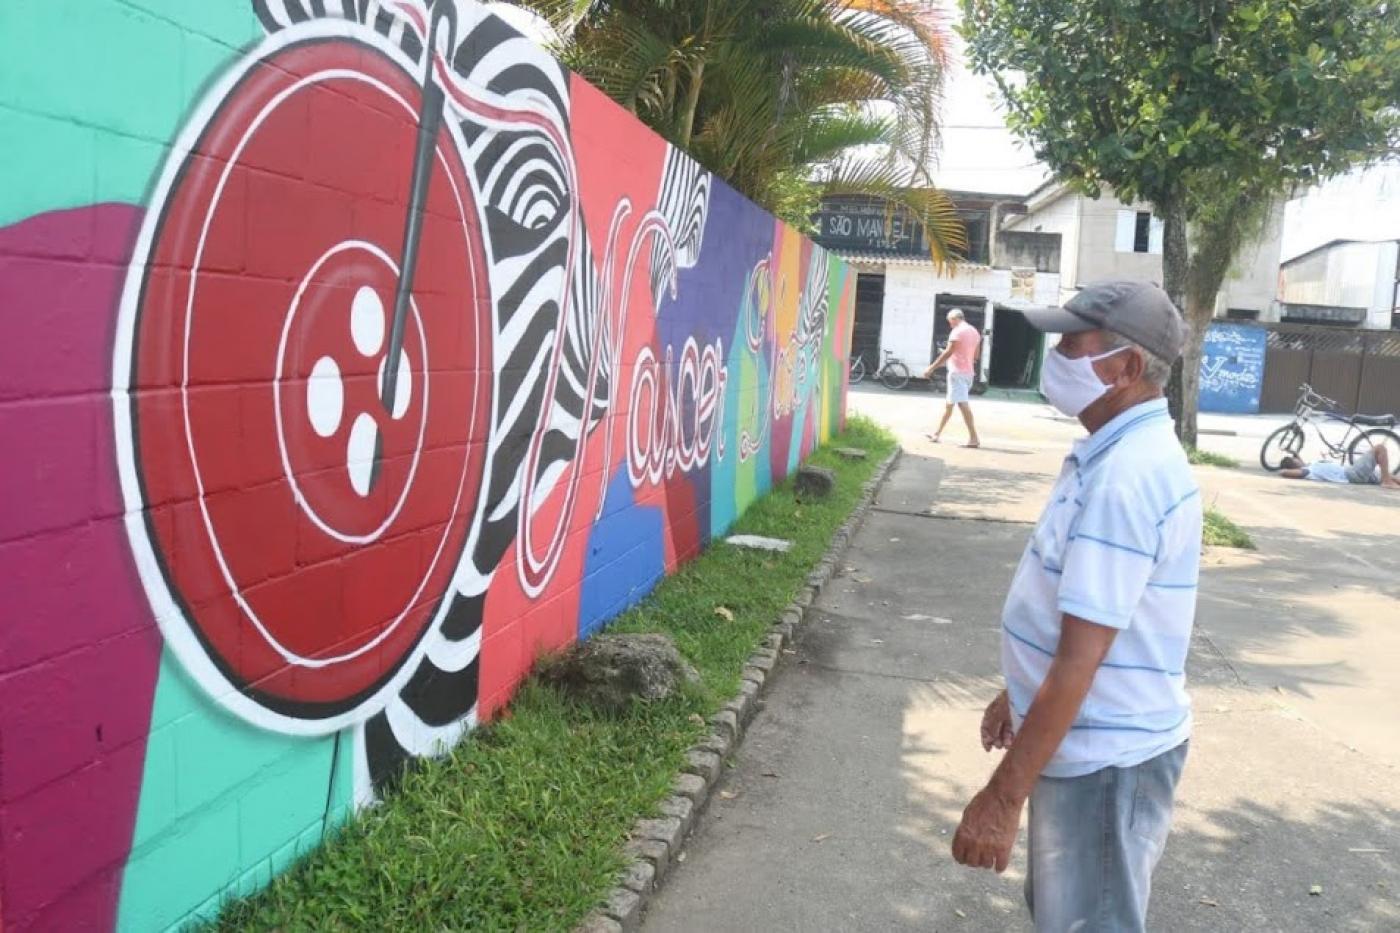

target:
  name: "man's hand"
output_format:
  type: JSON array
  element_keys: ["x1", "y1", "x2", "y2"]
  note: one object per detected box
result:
[
  {"x1": 954, "y1": 617, "x2": 1117, "y2": 875},
  {"x1": 980, "y1": 690, "x2": 1015, "y2": 751},
  {"x1": 952, "y1": 785, "x2": 1022, "y2": 872}
]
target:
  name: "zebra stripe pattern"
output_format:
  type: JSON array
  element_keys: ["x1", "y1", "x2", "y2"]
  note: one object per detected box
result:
[
  {"x1": 252, "y1": 0, "x2": 713, "y2": 793},
  {"x1": 253, "y1": 0, "x2": 609, "y2": 792},
  {"x1": 650, "y1": 146, "x2": 711, "y2": 302}
]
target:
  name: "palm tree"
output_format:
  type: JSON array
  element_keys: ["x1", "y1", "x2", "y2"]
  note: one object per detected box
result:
[{"x1": 511, "y1": 0, "x2": 967, "y2": 263}]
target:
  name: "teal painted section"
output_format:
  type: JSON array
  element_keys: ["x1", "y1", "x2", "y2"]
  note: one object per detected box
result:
[
  {"x1": 0, "y1": 0, "x2": 260, "y2": 228},
  {"x1": 750, "y1": 338, "x2": 774, "y2": 503},
  {"x1": 116, "y1": 651, "x2": 354, "y2": 932},
  {"x1": 788, "y1": 383, "x2": 810, "y2": 473}
]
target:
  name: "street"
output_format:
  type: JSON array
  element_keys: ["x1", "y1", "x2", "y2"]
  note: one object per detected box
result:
[{"x1": 642, "y1": 386, "x2": 1400, "y2": 931}]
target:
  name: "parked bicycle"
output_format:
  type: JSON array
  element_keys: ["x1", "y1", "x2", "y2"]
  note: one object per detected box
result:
[
  {"x1": 849, "y1": 349, "x2": 911, "y2": 390},
  {"x1": 1259, "y1": 383, "x2": 1400, "y2": 475}
]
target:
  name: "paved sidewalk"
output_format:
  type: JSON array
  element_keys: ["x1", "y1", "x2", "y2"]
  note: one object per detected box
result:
[{"x1": 641, "y1": 403, "x2": 1400, "y2": 932}]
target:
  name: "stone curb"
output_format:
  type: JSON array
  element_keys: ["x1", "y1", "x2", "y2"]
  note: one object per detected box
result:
[{"x1": 577, "y1": 447, "x2": 902, "y2": 932}]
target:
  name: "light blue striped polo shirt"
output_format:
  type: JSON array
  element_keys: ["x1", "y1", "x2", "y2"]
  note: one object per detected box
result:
[{"x1": 1002, "y1": 398, "x2": 1202, "y2": 778}]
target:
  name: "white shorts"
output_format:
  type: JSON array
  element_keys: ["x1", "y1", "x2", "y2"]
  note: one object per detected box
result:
[{"x1": 946, "y1": 372, "x2": 973, "y2": 404}]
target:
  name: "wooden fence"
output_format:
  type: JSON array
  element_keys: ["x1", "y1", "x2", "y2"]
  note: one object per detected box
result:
[{"x1": 1259, "y1": 324, "x2": 1400, "y2": 414}]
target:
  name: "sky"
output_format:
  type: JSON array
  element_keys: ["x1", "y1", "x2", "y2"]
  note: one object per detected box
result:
[{"x1": 928, "y1": 31, "x2": 1050, "y2": 196}]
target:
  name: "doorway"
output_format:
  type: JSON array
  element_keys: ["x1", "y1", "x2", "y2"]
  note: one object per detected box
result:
[
  {"x1": 989, "y1": 306, "x2": 1044, "y2": 388},
  {"x1": 935, "y1": 294, "x2": 991, "y2": 353},
  {"x1": 932, "y1": 293, "x2": 988, "y2": 365},
  {"x1": 851, "y1": 273, "x2": 885, "y2": 370}
]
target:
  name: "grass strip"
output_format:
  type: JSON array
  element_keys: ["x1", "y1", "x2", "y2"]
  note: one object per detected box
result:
[
  {"x1": 1186, "y1": 446, "x2": 1239, "y2": 469},
  {"x1": 215, "y1": 416, "x2": 896, "y2": 932},
  {"x1": 1203, "y1": 506, "x2": 1255, "y2": 549}
]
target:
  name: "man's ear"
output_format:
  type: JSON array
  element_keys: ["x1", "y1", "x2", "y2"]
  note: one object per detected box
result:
[{"x1": 1117, "y1": 348, "x2": 1146, "y2": 386}]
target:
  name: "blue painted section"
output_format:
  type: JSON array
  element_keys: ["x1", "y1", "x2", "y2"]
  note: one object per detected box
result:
[
  {"x1": 656, "y1": 182, "x2": 771, "y2": 552},
  {"x1": 1198, "y1": 323, "x2": 1266, "y2": 414},
  {"x1": 577, "y1": 468, "x2": 666, "y2": 638}
]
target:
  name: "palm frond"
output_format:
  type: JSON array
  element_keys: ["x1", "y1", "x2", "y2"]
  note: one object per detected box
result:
[
  {"x1": 537, "y1": 0, "x2": 957, "y2": 241},
  {"x1": 793, "y1": 109, "x2": 893, "y2": 164}
]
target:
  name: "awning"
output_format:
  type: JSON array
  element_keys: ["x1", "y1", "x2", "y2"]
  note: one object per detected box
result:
[{"x1": 827, "y1": 250, "x2": 940, "y2": 267}]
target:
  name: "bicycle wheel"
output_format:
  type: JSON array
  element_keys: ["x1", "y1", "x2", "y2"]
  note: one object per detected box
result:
[
  {"x1": 1260, "y1": 423, "x2": 1305, "y2": 471},
  {"x1": 1346, "y1": 428, "x2": 1400, "y2": 478},
  {"x1": 880, "y1": 360, "x2": 911, "y2": 391},
  {"x1": 849, "y1": 357, "x2": 866, "y2": 385}
]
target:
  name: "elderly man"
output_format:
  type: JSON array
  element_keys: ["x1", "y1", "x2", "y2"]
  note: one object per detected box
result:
[
  {"x1": 924, "y1": 309, "x2": 983, "y2": 448},
  {"x1": 952, "y1": 281, "x2": 1201, "y2": 933}
]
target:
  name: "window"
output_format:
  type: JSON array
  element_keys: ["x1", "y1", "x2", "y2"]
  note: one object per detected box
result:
[
  {"x1": 1133, "y1": 212, "x2": 1151, "y2": 253},
  {"x1": 955, "y1": 210, "x2": 990, "y2": 265},
  {"x1": 1115, "y1": 209, "x2": 1163, "y2": 254},
  {"x1": 1226, "y1": 308, "x2": 1260, "y2": 321}
]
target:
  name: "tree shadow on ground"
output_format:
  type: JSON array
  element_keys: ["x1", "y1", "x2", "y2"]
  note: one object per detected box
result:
[
  {"x1": 888, "y1": 715, "x2": 1400, "y2": 932},
  {"x1": 878, "y1": 451, "x2": 1055, "y2": 524},
  {"x1": 1194, "y1": 522, "x2": 1400, "y2": 698}
]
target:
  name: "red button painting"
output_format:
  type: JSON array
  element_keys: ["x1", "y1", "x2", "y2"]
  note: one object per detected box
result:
[{"x1": 121, "y1": 37, "x2": 491, "y2": 726}]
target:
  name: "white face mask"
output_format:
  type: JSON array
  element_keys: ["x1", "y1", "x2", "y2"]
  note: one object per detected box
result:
[{"x1": 1040, "y1": 346, "x2": 1130, "y2": 417}]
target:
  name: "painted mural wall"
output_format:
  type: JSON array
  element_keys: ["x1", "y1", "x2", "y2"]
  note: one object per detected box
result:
[{"x1": 0, "y1": 2, "x2": 855, "y2": 928}]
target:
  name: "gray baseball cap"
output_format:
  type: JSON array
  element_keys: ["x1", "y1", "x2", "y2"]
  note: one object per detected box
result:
[{"x1": 1009, "y1": 280, "x2": 1186, "y2": 362}]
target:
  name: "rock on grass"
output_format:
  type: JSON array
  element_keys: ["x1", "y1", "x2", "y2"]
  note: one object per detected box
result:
[
  {"x1": 794, "y1": 465, "x2": 836, "y2": 501},
  {"x1": 541, "y1": 634, "x2": 699, "y2": 712}
]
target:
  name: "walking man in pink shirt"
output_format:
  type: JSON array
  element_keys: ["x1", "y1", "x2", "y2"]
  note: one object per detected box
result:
[{"x1": 924, "y1": 309, "x2": 983, "y2": 448}]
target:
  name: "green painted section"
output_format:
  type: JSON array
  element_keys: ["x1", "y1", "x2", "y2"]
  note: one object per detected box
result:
[
  {"x1": 0, "y1": 0, "x2": 260, "y2": 228},
  {"x1": 117, "y1": 650, "x2": 354, "y2": 932},
  {"x1": 711, "y1": 312, "x2": 764, "y2": 536},
  {"x1": 821, "y1": 263, "x2": 851, "y2": 440},
  {"x1": 735, "y1": 347, "x2": 763, "y2": 513}
]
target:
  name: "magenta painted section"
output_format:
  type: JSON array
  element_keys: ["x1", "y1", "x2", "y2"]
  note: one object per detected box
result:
[{"x1": 0, "y1": 205, "x2": 163, "y2": 928}]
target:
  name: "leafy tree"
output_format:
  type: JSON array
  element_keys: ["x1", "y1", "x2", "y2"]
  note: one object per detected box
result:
[
  {"x1": 513, "y1": 0, "x2": 967, "y2": 260},
  {"x1": 960, "y1": 0, "x2": 1400, "y2": 443}
]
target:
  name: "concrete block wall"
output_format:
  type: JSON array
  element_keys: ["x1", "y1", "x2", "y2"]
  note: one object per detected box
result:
[{"x1": 0, "y1": 2, "x2": 854, "y2": 929}]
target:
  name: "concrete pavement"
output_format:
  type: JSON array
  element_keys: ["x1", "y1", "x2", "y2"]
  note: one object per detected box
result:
[{"x1": 640, "y1": 388, "x2": 1400, "y2": 931}]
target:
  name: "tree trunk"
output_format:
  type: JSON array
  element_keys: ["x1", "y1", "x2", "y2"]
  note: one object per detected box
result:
[
  {"x1": 1178, "y1": 297, "x2": 1210, "y2": 451},
  {"x1": 1178, "y1": 186, "x2": 1274, "y2": 452},
  {"x1": 1157, "y1": 193, "x2": 1192, "y2": 445},
  {"x1": 678, "y1": 59, "x2": 705, "y2": 148}
]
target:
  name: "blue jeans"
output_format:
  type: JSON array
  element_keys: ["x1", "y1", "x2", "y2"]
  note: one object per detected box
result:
[{"x1": 1025, "y1": 742, "x2": 1188, "y2": 932}]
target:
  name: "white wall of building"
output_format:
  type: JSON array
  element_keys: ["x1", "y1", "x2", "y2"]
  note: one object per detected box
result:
[
  {"x1": 1371, "y1": 241, "x2": 1399, "y2": 328},
  {"x1": 1004, "y1": 191, "x2": 1080, "y2": 305},
  {"x1": 1215, "y1": 205, "x2": 1286, "y2": 320},
  {"x1": 1279, "y1": 239, "x2": 1399, "y2": 329},
  {"x1": 879, "y1": 264, "x2": 1060, "y2": 372},
  {"x1": 1008, "y1": 185, "x2": 1284, "y2": 318},
  {"x1": 1072, "y1": 194, "x2": 1165, "y2": 287}
]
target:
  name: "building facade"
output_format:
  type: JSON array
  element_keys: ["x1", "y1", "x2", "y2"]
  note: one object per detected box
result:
[
  {"x1": 1002, "y1": 182, "x2": 1285, "y2": 322},
  {"x1": 814, "y1": 192, "x2": 1061, "y2": 391},
  {"x1": 1278, "y1": 239, "x2": 1400, "y2": 330}
]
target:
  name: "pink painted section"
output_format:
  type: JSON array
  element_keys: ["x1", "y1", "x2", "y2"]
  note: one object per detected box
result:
[{"x1": 0, "y1": 204, "x2": 163, "y2": 929}]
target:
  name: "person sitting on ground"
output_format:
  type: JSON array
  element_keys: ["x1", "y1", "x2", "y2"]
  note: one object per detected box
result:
[{"x1": 1278, "y1": 447, "x2": 1400, "y2": 489}]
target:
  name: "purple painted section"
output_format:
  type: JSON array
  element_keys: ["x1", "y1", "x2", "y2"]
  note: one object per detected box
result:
[{"x1": 0, "y1": 204, "x2": 163, "y2": 929}]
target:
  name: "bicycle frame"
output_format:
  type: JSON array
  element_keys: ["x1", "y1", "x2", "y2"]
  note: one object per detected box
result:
[{"x1": 1287, "y1": 386, "x2": 1366, "y2": 458}]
